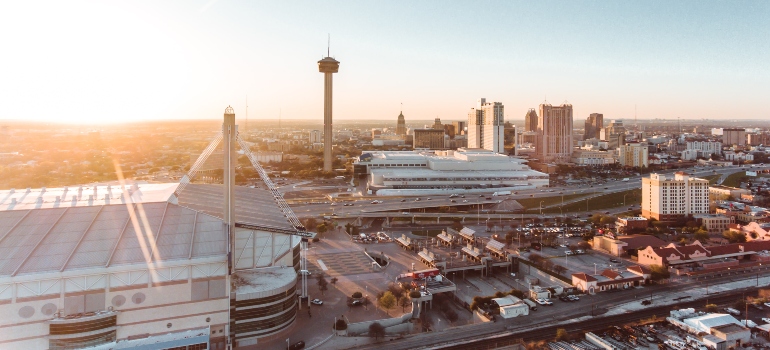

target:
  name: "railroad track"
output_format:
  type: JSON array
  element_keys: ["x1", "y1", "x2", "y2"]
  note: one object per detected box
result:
[{"x1": 428, "y1": 289, "x2": 753, "y2": 350}]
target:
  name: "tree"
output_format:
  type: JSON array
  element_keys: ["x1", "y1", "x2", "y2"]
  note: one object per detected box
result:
[
  {"x1": 330, "y1": 277, "x2": 338, "y2": 285},
  {"x1": 694, "y1": 229, "x2": 710, "y2": 243},
  {"x1": 398, "y1": 295, "x2": 411, "y2": 312},
  {"x1": 317, "y1": 223, "x2": 328, "y2": 237},
  {"x1": 352, "y1": 291, "x2": 363, "y2": 299},
  {"x1": 387, "y1": 283, "x2": 405, "y2": 300},
  {"x1": 723, "y1": 230, "x2": 747, "y2": 243},
  {"x1": 705, "y1": 304, "x2": 718, "y2": 313},
  {"x1": 649, "y1": 264, "x2": 671, "y2": 283},
  {"x1": 379, "y1": 291, "x2": 397, "y2": 316},
  {"x1": 555, "y1": 328, "x2": 569, "y2": 341},
  {"x1": 303, "y1": 218, "x2": 318, "y2": 231},
  {"x1": 553, "y1": 265, "x2": 567, "y2": 275},
  {"x1": 577, "y1": 241, "x2": 591, "y2": 250},
  {"x1": 317, "y1": 274, "x2": 328, "y2": 295},
  {"x1": 451, "y1": 220, "x2": 463, "y2": 232},
  {"x1": 369, "y1": 322, "x2": 386, "y2": 340}
]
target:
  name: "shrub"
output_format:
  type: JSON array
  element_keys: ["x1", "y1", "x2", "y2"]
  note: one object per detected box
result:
[
  {"x1": 334, "y1": 319, "x2": 348, "y2": 330},
  {"x1": 352, "y1": 292, "x2": 363, "y2": 299}
]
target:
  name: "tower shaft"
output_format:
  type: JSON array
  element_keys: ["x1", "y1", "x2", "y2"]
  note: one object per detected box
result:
[
  {"x1": 323, "y1": 72, "x2": 334, "y2": 172},
  {"x1": 223, "y1": 107, "x2": 236, "y2": 272}
]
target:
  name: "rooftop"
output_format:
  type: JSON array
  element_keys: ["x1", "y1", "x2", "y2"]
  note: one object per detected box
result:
[{"x1": 0, "y1": 202, "x2": 226, "y2": 278}]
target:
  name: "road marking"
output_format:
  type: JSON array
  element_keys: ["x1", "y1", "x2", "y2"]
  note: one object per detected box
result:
[{"x1": 317, "y1": 259, "x2": 328, "y2": 271}]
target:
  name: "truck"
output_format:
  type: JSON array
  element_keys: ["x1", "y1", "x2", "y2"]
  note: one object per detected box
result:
[
  {"x1": 521, "y1": 299, "x2": 538, "y2": 311},
  {"x1": 492, "y1": 191, "x2": 511, "y2": 196}
]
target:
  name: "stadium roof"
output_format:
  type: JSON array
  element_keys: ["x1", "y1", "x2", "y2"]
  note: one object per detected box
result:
[
  {"x1": 0, "y1": 202, "x2": 226, "y2": 278},
  {"x1": 176, "y1": 184, "x2": 297, "y2": 233},
  {"x1": 0, "y1": 183, "x2": 178, "y2": 211}
]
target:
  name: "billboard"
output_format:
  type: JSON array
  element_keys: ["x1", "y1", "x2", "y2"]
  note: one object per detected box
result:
[
  {"x1": 413, "y1": 269, "x2": 440, "y2": 279},
  {"x1": 747, "y1": 171, "x2": 758, "y2": 177}
]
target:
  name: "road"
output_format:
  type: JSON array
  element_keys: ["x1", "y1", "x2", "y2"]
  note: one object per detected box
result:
[{"x1": 289, "y1": 165, "x2": 765, "y2": 220}]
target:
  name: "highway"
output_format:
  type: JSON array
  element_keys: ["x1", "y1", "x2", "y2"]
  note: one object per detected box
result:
[{"x1": 289, "y1": 165, "x2": 765, "y2": 219}]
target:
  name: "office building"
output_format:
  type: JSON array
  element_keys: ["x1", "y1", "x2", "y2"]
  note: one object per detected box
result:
[
  {"x1": 723, "y1": 128, "x2": 746, "y2": 146},
  {"x1": 353, "y1": 148, "x2": 549, "y2": 195},
  {"x1": 618, "y1": 142, "x2": 649, "y2": 168},
  {"x1": 584, "y1": 113, "x2": 603, "y2": 140},
  {"x1": 432, "y1": 117, "x2": 443, "y2": 130},
  {"x1": 396, "y1": 111, "x2": 406, "y2": 136},
  {"x1": 524, "y1": 108, "x2": 538, "y2": 132},
  {"x1": 318, "y1": 54, "x2": 341, "y2": 172},
  {"x1": 467, "y1": 98, "x2": 505, "y2": 153},
  {"x1": 536, "y1": 103, "x2": 574, "y2": 163},
  {"x1": 413, "y1": 128, "x2": 446, "y2": 150},
  {"x1": 686, "y1": 141, "x2": 722, "y2": 157},
  {"x1": 443, "y1": 124, "x2": 456, "y2": 139},
  {"x1": 453, "y1": 121, "x2": 466, "y2": 136},
  {"x1": 309, "y1": 129, "x2": 322, "y2": 144},
  {"x1": 642, "y1": 172, "x2": 710, "y2": 221}
]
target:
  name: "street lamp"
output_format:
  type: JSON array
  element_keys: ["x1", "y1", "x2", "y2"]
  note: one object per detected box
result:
[
  {"x1": 539, "y1": 200, "x2": 544, "y2": 215},
  {"x1": 623, "y1": 193, "x2": 628, "y2": 207}
]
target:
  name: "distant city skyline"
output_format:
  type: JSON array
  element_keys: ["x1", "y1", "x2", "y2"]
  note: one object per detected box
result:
[{"x1": 1, "y1": 1, "x2": 768, "y2": 124}]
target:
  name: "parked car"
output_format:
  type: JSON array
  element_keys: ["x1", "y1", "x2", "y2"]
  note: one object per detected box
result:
[
  {"x1": 310, "y1": 299, "x2": 323, "y2": 305},
  {"x1": 763, "y1": 317, "x2": 770, "y2": 324},
  {"x1": 350, "y1": 300, "x2": 363, "y2": 306},
  {"x1": 568, "y1": 295, "x2": 580, "y2": 301},
  {"x1": 299, "y1": 270, "x2": 311, "y2": 276},
  {"x1": 609, "y1": 258, "x2": 620, "y2": 263}
]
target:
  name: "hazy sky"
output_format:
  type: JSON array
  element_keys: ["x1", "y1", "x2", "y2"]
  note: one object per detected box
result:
[{"x1": 1, "y1": 1, "x2": 768, "y2": 124}]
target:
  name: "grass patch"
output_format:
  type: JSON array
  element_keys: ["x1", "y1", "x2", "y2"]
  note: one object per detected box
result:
[
  {"x1": 541, "y1": 189, "x2": 642, "y2": 213},
  {"x1": 701, "y1": 174, "x2": 721, "y2": 185},
  {"x1": 721, "y1": 171, "x2": 748, "y2": 187},
  {"x1": 517, "y1": 193, "x2": 591, "y2": 209}
]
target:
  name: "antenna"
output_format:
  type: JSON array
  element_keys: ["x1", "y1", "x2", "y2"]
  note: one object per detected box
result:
[
  {"x1": 634, "y1": 104, "x2": 637, "y2": 128},
  {"x1": 327, "y1": 34, "x2": 330, "y2": 57},
  {"x1": 279, "y1": 108, "x2": 282, "y2": 131}
]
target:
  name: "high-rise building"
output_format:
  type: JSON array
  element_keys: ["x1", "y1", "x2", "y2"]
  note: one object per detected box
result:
[
  {"x1": 318, "y1": 55, "x2": 340, "y2": 172},
  {"x1": 584, "y1": 113, "x2": 603, "y2": 139},
  {"x1": 309, "y1": 129, "x2": 322, "y2": 143},
  {"x1": 618, "y1": 142, "x2": 649, "y2": 168},
  {"x1": 432, "y1": 117, "x2": 443, "y2": 130},
  {"x1": 467, "y1": 98, "x2": 505, "y2": 153},
  {"x1": 413, "y1": 128, "x2": 446, "y2": 150},
  {"x1": 524, "y1": 109, "x2": 538, "y2": 132},
  {"x1": 536, "y1": 103, "x2": 573, "y2": 163},
  {"x1": 396, "y1": 111, "x2": 406, "y2": 136},
  {"x1": 443, "y1": 124, "x2": 457, "y2": 139},
  {"x1": 723, "y1": 128, "x2": 746, "y2": 146},
  {"x1": 453, "y1": 121, "x2": 466, "y2": 136},
  {"x1": 642, "y1": 172, "x2": 709, "y2": 221}
]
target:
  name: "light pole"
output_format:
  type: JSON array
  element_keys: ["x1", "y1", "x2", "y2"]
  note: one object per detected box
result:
[
  {"x1": 539, "y1": 200, "x2": 544, "y2": 215},
  {"x1": 593, "y1": 263, "x2": 598, "y2": 275},
  {"x1": 623, "y1": 193, "x2": 628, "y2": 207},
  {"x1": 286, "y1": 338, "x2": 290, "y2": 350}
]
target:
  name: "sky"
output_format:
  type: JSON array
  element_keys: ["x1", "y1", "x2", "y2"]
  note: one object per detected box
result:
[{"x1": 0, "y1": 0, "x2": 768, "y2": 124}]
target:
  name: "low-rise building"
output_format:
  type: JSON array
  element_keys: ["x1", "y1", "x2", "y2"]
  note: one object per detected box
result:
[
  {"x1": 492, "y1": 295, "x2": 529, "y2": 319},
  {"x1": 571, "y1": 149, "x2": 615, "y2": 165},
  {"x1": 571, "y1": 267, "x2": 647, "y2": 294},
  {"x1": 710, "y1": 185, "x2": 751, "y2": 200},
  {"x1": 615, "y1": 217, "x2": 648, "y2": 232},
  {"x1": 693, "y1": 214, "x2": 734, "y2": 234}
]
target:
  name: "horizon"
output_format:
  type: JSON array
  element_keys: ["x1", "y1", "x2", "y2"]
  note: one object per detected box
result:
[{"x1": 1, "y1": 1, "x2": 768, "y2": 124}]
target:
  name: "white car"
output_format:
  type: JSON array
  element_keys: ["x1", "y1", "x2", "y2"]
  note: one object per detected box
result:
[
  {"x1": 299, "y1": 270, "x2": 311, "y2": 276},
  {"x1": 311, "y1": 299, "x2": 323, "y2": 305},
  {"x1": 763, "y1": 317, "x2": 770, "y2": 324},
  {"x1": 536, "y1": 298, "x2": 553, "y2": 305},
  {"x1": 764, "y1": 302, "x2": 770, "y2": 308}
]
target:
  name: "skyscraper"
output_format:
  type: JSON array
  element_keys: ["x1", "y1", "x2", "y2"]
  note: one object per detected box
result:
[
  {"x1": 318, "y1": 54, "x2": 340, "y2": 172},
  {"x1": 537, "y1": 103, "x2": 573, "y2": 163},
  {"x1": 432, "y1": 117, "x2": 443, "y2": 130},
  {"x1": 453, "y1": 121, "x2": 466, "y2": 136},
  {"x1": 584, "y1": 113, "x2": 603, "y2": 139},
  {"x1": 467, "y1": 98, "x2": 505, "y2": 153},
  {"x1": 396, "y1": 111, "x2": 406, "y2": 136},
  {"x1": 524, "y1": 108, "x2": 538, "y2": 132}
]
